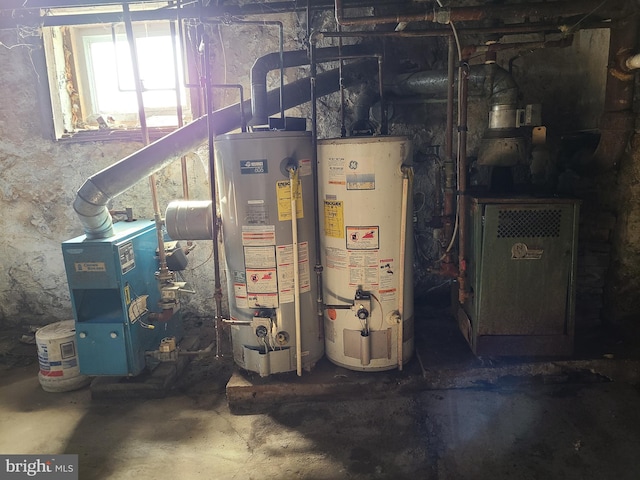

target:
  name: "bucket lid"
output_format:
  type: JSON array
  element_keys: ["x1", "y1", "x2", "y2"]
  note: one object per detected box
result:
[{"x1": 35, "y1": 320, "x2": 76, "y2": 341}]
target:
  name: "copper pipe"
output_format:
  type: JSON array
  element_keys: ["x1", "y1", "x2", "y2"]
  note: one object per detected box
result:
[
  {"x1": 335, "y1": 0, "x2": 614, "y2": 27},
  {"x1": 462, "y1": 36, "x2": 574, "y2": 58},
  {"x1": 457, "y1": 62, "x2": 470, "y2": 304},
  {"x1": 593, "y1": 13, "x2": 638, "y2": 171},
  {"x1": 203, "y1": 35, "x2": 224, "y2": 358},
  {"x1": 442, "y1": 36, "x2": 456, "y2": 271}
]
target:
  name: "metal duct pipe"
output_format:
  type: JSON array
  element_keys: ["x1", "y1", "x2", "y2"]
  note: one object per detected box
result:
[
  {"x1": 250, "y1": 43, "x2": 378, "y2": 126},
  {"x1": 74, "y1": 115, "x2": 209, "y2": 239},
  {"x1": 75, "y1": 60, "x2": 376, "y2": 239},
  {"x1": 386, "y1": 63, "x2": 517, "y2": 108}
]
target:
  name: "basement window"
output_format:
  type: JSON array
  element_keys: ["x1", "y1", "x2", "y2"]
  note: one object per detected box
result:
[{"x1": 42, "y1": 21, "x2": 195, "y2": 141}]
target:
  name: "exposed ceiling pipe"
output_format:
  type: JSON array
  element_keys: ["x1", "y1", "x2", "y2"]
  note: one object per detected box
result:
[
  {"x1": 321, "y1": 22, "x2": 609, "y2": 39},
  {"x1": 73, "y1": 60, "x2": 374, "y2": 239},
  {"x1": 335, "y1": 0, "x2": 617, "y2": 27},
  {"x1": 462, "y1": 36, "x2": 574, "y2": 59},
  {"x1": 0, "y1": 0, "x2": 402, "y2": 13},
  {"x1": 250, "y1": 43, "x2": 379, "y2": 126},
  {"x1": 0, "y1": 0, "x2": 405, "y2": 29}
]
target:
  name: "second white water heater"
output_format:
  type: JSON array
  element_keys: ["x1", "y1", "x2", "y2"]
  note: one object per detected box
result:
[{"x1": 318, "y1": 136, "x2": 414, "y2": 371}]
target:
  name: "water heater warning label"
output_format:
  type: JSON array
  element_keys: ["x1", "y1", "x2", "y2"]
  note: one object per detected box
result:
[
  {"x1": 346, "y1": 226, "x2": 379, "y2": 250},
  {"x1": 276, "y1": 242, "x2": 311, "y2": 303},
  {"x1": 244, "y1": 246, "x2": 276, "y2": 269},
  {"x1": 324, "y1": 200, "x2": 344, "y2": 239},
  {"x1": 348, "y1": 250, "x2": 379, "y2": 289},
  {"x1": 276, "y1": 180, "x2": 304, "y2": 221},
  {"x1": 246, "y1": 265, "x2": 278, "y2": 309},
  {"x1": 246, "y1": 269, "x2": 278, "y2": 294},
  {"x1": 242, "y1": 225, "x2": 276, "y2": 246}
]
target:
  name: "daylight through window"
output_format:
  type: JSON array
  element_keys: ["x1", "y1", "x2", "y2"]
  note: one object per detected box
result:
[{"x1": 43, "y1": 21, "x2": 194, "y2": 140}]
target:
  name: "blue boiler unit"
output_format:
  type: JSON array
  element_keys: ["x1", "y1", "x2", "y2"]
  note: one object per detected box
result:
[{"x1": 62, "y1": 220, "x2": 182, "y2": 376}]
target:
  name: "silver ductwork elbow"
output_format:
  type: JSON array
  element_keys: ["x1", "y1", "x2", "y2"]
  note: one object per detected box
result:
[
  {"x1": 488, "y1": 63, "x2": 518, "y2": 107},
  {"x1": 73, "y1": 179, "x2": 115, "y2": 239},
  {"x1": 479, "y1": 64, "x2": 526, "y2": 167}
]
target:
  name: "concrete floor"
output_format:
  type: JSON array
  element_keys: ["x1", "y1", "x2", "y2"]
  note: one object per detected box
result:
[{"x1": 2, "y1": 304, "x2": 640, "y2": 479}]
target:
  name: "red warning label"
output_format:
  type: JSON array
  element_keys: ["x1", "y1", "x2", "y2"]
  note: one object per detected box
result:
[{"x1": 346, "y1": 226, "x2": 379, "y2": 250}]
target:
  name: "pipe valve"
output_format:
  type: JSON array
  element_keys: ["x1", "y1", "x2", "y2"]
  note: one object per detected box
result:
[{"x1": 356, "y1": 305, "x2": 369, "y2": 320}]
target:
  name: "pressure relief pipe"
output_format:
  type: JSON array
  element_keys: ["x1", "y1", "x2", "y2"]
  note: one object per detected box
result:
[
  {"x1": 397, "y1": 165, "x2": 412, "y2": 371},
  {"x1": 288, "y1": 165, "x2": 303, "y2": 376},
  {"x1": 309, "y1": 32, "x2": 324, "y2": 341}
]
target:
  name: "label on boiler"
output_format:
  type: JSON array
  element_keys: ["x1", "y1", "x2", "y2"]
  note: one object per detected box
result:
[{"x1": 74, "y1": 262, "x2": 106, "y2": 272}]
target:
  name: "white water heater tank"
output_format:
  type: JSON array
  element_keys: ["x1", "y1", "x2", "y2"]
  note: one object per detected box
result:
[{"x1": 318, "y1": 136, "x2": 414, "y2": 371}]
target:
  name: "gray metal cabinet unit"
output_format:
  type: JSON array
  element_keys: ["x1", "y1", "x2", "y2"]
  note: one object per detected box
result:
[{"x1": 458, "y1": 196, "x2": 580, "y2": 356}]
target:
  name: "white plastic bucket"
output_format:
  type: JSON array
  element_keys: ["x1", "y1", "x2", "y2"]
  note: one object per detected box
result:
[{"x1": 36, "y1": 320, "x2": 90, "y2": 392}]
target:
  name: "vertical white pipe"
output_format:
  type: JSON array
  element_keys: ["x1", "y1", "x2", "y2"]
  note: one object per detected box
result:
[
  {"x1": 360, "y1": 332, "x2": 371, "y2": 366},
  {"x1": 290, "y1": 167, "x2": 303, "y2": 376},
  {"x1": 397, "y1": 167, "x2": 411, "y2": 371}
]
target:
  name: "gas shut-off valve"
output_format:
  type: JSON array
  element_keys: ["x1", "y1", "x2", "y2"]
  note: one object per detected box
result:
[
  {"x1": 352, "y1": 289, "x2": 371, "y2": 321},
  {"x1": 252, "y1": 309, "x2": 274, "y2": 338}
]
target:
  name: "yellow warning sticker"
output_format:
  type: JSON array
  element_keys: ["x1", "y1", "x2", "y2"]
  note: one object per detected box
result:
[
  {"x1": 324, "y1": 200, "x2": 344, "y2": 238},
  {"x1": 276, "y1": 180, "x2": 303, "y2": 221}
]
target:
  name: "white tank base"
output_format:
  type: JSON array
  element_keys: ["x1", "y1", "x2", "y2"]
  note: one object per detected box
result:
[
  {"x1": 325, "y1": 314, "x2": 414, "y2": 371},
  {"x1": 325, "y1": 341, "x2": 414, "y2": 372}
]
